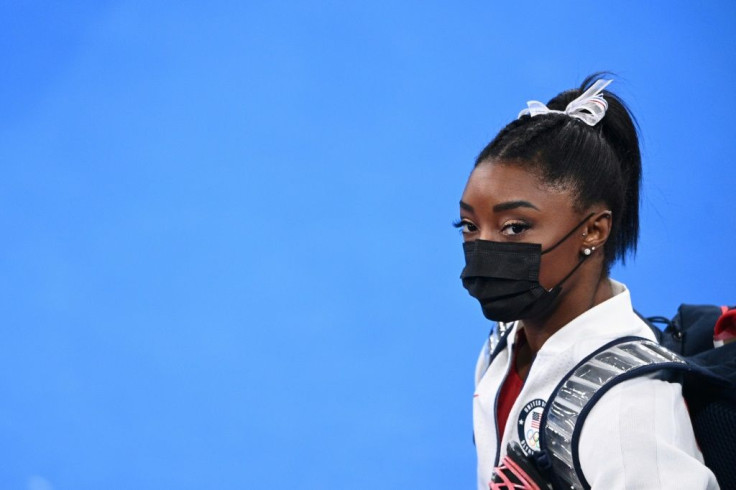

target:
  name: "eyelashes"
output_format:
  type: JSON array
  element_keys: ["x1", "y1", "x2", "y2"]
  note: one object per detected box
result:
[
  {"x1": 453, "y1": 219, "x2": 478, "y2": 234},
  {"x1": 453, "y1": 219, "x2": 531, "y2": 236},
  {"x1": 501, "y1": 221, "x2": 531, "y2": 236}
]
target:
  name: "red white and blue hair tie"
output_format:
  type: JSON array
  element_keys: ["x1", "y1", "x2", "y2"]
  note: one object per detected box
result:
[{"x1": 518, "y1": 79, "x2": 613, "y2": 127}]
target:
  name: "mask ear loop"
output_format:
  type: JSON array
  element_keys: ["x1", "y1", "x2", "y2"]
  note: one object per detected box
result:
[
  {"x1": 545, "y1": 253, "x2": 591, "y2": 292},
  {"x1": 540, "y1": 213, "x2": 595, "y2": 255},
  {"x1": 539, "y1": 212, "x2": 595, "y2": 292}
]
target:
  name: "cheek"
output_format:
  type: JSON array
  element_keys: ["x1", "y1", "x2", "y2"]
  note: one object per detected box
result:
[{"x1": 538, "y1": 245, "x2": 580, "y2": 288}]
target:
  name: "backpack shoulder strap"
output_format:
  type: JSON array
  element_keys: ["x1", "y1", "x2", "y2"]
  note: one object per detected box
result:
[
  {"x1": 479, "y1": 322, "x2": 516, "y2": 378},
  {"x1": 534, "y1": 337, "x2": 692, "y2": 490},
  {"x1": 489, "y1": 323, "x2": 514, "y2": 365}
]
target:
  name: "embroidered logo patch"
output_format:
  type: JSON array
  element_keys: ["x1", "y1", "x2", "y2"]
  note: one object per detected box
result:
[{"x1": 517, "y1": 398, "x2": 545, "y2": 455}]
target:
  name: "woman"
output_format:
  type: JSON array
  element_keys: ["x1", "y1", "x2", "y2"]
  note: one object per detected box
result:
[{"x1": 456, "y1": 76, "x2": 718, "y2": 489}]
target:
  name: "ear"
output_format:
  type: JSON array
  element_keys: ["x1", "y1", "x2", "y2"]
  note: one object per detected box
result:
[{"x1": 581, "y1": 210, "x2": 612, "y2": 254}]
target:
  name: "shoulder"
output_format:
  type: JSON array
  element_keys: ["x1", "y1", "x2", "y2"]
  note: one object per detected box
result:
[
  {"x1": 474, "y1": 337, "x2": 491, "y2": 387},
  {"x1": 474, "y1": 322, "x2": 517, "y2": 386}
]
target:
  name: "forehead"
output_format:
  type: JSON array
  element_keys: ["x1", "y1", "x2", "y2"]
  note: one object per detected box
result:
[{"x1": 461, "y1": 162, "x2": 575, "y2": 212}]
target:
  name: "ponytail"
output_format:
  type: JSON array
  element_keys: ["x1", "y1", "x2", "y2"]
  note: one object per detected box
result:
[{"x1": 475, "y1": 74, "x2": 642, "y2": 267}]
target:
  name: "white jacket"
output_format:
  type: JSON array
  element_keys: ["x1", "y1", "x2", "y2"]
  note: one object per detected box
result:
[{"x1": 473, "y1": 280, "x2": 719, "y2": 489}]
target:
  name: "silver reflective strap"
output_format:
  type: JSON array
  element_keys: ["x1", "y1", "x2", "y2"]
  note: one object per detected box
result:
[{"x1": 543, "y1": 339, "x2": 686, "y2": 489}]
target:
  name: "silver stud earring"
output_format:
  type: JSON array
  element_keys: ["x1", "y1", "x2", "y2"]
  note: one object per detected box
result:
[
  {"x1": 583, "y1": 248, "x2": 592, "y2": 256},
  {"x1": 591, "y1": 246, "x2": 596, "y2": 251}
]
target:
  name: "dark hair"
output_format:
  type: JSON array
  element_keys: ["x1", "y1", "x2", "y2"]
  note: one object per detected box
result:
[{"x1": 475, "y1": 73, "x2": 641, "y2": 267}]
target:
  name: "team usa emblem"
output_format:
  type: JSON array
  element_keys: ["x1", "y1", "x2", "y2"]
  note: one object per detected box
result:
[{"x1": 517, "y1": 398, "x2": 545, "y2": 455}]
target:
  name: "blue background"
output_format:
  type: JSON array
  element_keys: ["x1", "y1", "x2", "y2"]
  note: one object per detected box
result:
[{"x1": 2, "y1": 1, "x2": 734, "y2": 489}]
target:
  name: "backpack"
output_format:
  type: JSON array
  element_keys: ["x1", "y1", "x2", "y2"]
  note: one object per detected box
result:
[
  {"x1": 644, "y1": 304, "x2": 729, "y2": 355},
  {"x1": 534, "y1": 306, "x2": 736, "y2": 490}
]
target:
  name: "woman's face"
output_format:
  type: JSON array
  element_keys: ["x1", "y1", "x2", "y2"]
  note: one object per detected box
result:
[{"x1": 458, "y1": 161, "x2": 587, "y2": 291}]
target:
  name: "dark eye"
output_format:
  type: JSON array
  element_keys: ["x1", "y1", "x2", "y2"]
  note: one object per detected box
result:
[
  {"x1": 501, "y1": 221, "x2": 530, "y2": 236},
  {"x1": 453, "y1": 219, "x2": 478, "y2": 234}
]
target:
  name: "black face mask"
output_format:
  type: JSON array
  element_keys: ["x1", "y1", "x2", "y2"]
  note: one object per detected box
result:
[{"x1": 460, "y1": 214, "x2": 593, "y2": 323}]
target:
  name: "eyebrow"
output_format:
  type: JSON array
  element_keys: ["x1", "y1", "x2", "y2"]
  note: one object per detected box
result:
[
  {"x1": 459, "y1": 201, "x2": 474, "y2": 212},
  {"x1": 493, "y1": 200, "x2": 540, "y2": 212}
]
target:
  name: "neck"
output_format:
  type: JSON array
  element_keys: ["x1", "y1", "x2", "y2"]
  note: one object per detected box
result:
[{"x1": 520, "y1": 275, "x2": 614, "y2": 355}]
